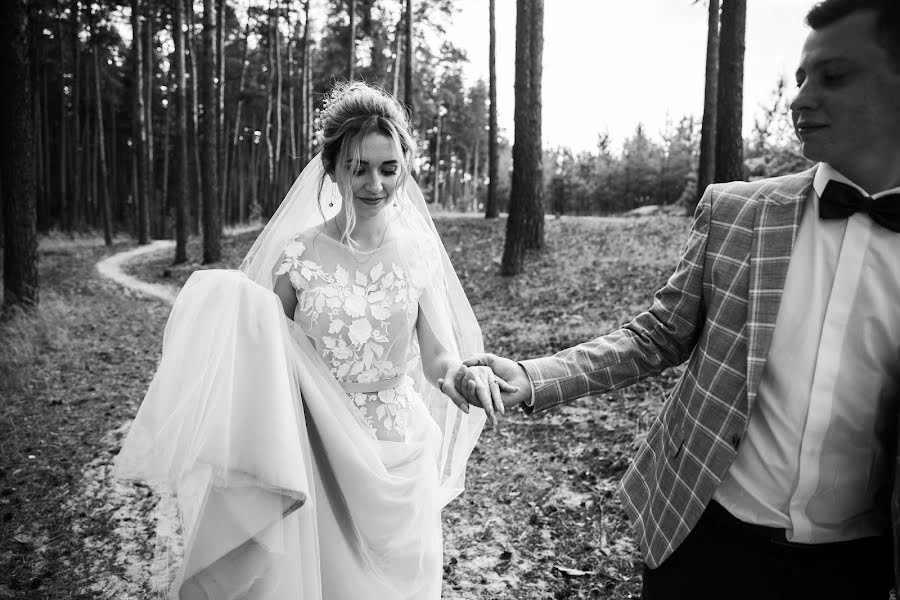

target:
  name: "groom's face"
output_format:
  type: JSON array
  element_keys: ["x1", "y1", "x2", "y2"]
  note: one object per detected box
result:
[{"x1": 790, "y1": 10, "x2": 900, "y2": 184}]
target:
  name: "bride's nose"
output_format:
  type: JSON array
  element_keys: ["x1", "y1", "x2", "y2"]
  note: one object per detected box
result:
[{"x1": 364, "y1": 171, "x2": 383, "y2": 192}]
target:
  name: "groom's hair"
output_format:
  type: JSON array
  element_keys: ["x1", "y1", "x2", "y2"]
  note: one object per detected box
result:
[{"x1": 806, "y1": 0, "x2": 900, "y2": 71}]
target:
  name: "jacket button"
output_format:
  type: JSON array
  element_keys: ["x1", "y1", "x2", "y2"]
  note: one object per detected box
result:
[{"x1": 730, "y1": 434, "x2": 741, "y2": 449}]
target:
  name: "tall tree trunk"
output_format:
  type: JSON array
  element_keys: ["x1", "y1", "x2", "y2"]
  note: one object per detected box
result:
[
  {"x1": 299, "y1": 0, "x2": 311, "y2": 157},
  {"x1": 695, "y1": 0, "x2": 720, "y2": 210},
  {"x1": 187, "y1": 6, "x2": 202, "y2": 233},
  {"x1": 70, "y1": 0, "x2": 82, "y2": 230},
  {"x1": 501, "y1": 0, "x2": 544, "y2": 276},
  {"x1": 35, "y1": 43, "x2": 47, "y2": 231},
  {"x1": 432, "y1": 108, "x2": 442, "y2": 206},
  {"x1": 403, "y1": 0, "x2": 413, "y2": 119},
  {"x1": 58, "y1": 18, "x2": 68, "y2": 230},
  {"x1": 173, "y1": 0, "x2": 189, "y2": 263},
  {"x1": 202, "y1": 0, "x2": 221, "y2": 262},
  {"x1": 94, "y1": 50, "x2": 113, "y2": 246},
  {"x1": 132, "y1": 0, "x2": 150, "y2": 243},
  {"x1": 264, "y1": 3, "x2": 275, "y2": 213},
  {"x1": 485, "y1": 0, "x2": 499, "y2": 219},
  {"x1": 274, "y1": 0, "x2": 283, "y2": 167},
  {"x1": 230, "y1": 12, "x2": 251, "y2": 216},
  {"x1": 1, "y1": 0, "x2": 38, "y2": 309},
  {"x1": 288, "y1": 17, "x2": 297, "y2": 158},
  {"x1": 714, "y1": 0, "x2": 746, "y2": 183},
  {"x1": 217, "y1": 0, "x2": 226, "y2": 214},
  {"x1": 347, "y1": 0, "x2": 355, "y2": 81},
  {"x1": 391, "y1": 11, "x2": 403, "y2": 98},
  {"x1": 160, "y1": 77, "x2": 171, "y2": 236},
  {"x1": 145, "y1": 0, "x2": 156, "y2": 235}
]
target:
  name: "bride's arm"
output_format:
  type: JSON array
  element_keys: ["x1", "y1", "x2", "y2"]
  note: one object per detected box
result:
[
  {"x1": 273, "y1": 274, "x2": 298, "y2": 320},
  {"x1": 416, "y1": 309, "x2": 502, "y2": 426}
]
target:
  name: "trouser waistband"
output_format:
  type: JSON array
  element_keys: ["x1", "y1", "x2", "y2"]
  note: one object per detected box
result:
[{"x1": 703, "y1": 500, "x2": 888, "y2": 553}]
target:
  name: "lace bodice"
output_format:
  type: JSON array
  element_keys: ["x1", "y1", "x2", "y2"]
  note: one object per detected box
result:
[{"x1": 277, "y1": 229, "x2": 429, "y2": 441}]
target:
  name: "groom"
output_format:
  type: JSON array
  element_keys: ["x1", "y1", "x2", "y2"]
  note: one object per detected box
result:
[{"x1": 459, "y1": 1, "x2": 900, "y2": 598}]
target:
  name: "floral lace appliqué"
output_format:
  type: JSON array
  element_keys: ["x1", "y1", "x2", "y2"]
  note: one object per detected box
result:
[{"x1": 278, "y1": 235, "x2": 423, "y2": 441}]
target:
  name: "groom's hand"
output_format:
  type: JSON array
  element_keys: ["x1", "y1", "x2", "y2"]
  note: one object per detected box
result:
[{"x1": 460, "y1": 354, "x2": 532, "y2": 409}]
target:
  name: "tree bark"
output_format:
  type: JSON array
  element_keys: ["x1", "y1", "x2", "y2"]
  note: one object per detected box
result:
[
  {"x1": 217, "y1": 0, "x2": 226, "y2": 215},
  {"x1": 173, "y1": 0, "x2": 189, "y2": 263},
  {"x1": 94, "y1": 50, "x2": 113, "y2": 246},
  {"x1": 347, "y1": 0, "x2": 355, "y2": 81},
  {"x1": 264, "y1": 2, "x2": 275, "y2": 213},
  {"x1": 160, "y1": 75, "x2": 171, "y2": 235},
  {"x1": 432, "y1": 109, "x2": 442, "y2": 206},
  {"x1": 501, "y1": 0, "x2": 544, "y2": 276},
  {"x1": 202, "y1": 0, "x2": 221, "y2": 262},
  {"x1": 187, "y1": 6, "x2": 203, "y2": 233},
  {"x1": 132, "y1": 0, "x2": 151, "y2": 243},
  {"x1": 70, "y1": 0, "x2": 82, "y2": 229},
  {"x1": 391, "y1": 11, "x2": 403, "y2": 98},
  {"x1": 485, "y1": 0, "x2": 499, "y2": 219},
  {"x1": 694, "y1": 0, "x2": 719, "y2": 210},
  {"x1": 299, "y1": 0, "x2": 311, "y2": 157},
  {"x1": 145, "y1": 0, "x2": 156, "y2": 235},
  {"x1": 230, "y1": 13, "x2": 251, "y2": 218},
  {"x1": 403, "y1": 0, "x2": 413, "y2": 120},
  {"x1": 714, "y1": 0, "x2": 746, "y2": 183},
  {"x1": 1, "y1": 0, "x2": 38, "y2": 310},
  {"x1": 288, "y1": 16, "x2": 297, "y2": 158},
  {"x1": 58, "y1": 18, "x2": 68, "y2": 230}
]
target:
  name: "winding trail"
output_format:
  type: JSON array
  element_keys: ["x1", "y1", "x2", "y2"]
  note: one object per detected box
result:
[{"x1": 96, "y1": 240, "x2": 179, "y2": 304}]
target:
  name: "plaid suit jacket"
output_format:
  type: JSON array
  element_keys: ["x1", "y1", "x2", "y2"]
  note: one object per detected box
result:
[{"x1": 521, "y1": 166, "x2": 900, "y2": 581}]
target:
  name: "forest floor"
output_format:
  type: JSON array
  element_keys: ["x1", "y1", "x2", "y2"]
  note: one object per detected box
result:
[{"x1": 0, "y1": 212, "x2": 691, "y2": 599}]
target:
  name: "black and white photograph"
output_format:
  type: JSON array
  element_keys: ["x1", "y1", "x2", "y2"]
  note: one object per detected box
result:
[{"x1": 1, "y1": 0, "x2": 898, "y2": 598}]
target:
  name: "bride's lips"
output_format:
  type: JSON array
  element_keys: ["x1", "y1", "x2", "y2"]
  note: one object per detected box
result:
[{"x1": 356, "y1": 196, "x2": 386, "y2": 205}]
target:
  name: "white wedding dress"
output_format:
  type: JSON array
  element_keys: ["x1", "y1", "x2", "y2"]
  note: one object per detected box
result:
[{"x1": 114, "y1": 157, "x2": 486, "y2": 600}]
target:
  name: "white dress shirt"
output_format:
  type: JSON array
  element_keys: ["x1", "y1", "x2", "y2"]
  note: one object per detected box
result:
[{"x1": 714, "y1": 163, "x2": 900, "y2": 543}]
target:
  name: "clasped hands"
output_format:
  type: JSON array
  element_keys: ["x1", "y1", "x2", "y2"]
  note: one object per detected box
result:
[{"x1": 438, "y1": 354, "x2": 533, "y2": 427}]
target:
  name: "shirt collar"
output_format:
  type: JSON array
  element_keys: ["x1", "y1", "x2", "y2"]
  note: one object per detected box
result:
[{"x1": 814, "y1": 163, "x2": 900, "y2": 200}]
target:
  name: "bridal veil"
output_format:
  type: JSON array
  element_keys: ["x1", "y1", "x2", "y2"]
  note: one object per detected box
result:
[{"x1": 114, "y1": 155, "x2": 487, "y2": 599}]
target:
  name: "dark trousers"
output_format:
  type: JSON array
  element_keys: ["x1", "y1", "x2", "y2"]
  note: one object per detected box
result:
[{"x1": 641, "y1": 500, "x2": 893, "y2": 600}]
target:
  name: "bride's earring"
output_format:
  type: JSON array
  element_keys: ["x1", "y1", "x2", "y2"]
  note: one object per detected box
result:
[{"x1": 329, "y1": 201, "x2": 334, "y2": 207}]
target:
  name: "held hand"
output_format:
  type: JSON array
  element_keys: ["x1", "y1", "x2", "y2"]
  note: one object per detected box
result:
[
  {"x1": 461, "y1": 353, "x2": 532, "y2": 409},
  {"x1": 437, "y1": 363, "x2": 517, "y2": 428}
]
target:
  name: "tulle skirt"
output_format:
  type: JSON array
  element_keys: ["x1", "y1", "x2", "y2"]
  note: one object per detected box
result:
[{"x1": 114, "y1": 270, "x2": 445, "y2": 599}]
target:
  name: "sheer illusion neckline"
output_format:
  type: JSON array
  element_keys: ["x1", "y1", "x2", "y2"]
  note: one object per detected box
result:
[{"x1": 314, "y1": 229, "x2": 398, "y2": 256}]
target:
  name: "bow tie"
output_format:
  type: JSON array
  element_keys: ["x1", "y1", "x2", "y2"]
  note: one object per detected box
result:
[{"x1": 818, "y1": 180, "x2": 900, "y2": 232}]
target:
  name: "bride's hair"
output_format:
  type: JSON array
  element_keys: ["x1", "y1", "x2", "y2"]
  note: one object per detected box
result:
[{"x1": 316, "y1": 81, "x2": 417, "y2": 247}]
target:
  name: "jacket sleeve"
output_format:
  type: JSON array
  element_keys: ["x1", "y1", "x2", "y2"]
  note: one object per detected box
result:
[{"x1": 521, "y1": 187, "x2": 713, "y2": 413}]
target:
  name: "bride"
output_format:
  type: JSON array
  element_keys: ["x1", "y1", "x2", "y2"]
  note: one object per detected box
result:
[{"x1": 114, "y1": 82, "x2": 513, "y2": 599}]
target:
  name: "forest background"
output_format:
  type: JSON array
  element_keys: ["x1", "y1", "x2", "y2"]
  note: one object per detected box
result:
[{"x1": 4, "y1": 0, "x2": 808, "y2": 250}]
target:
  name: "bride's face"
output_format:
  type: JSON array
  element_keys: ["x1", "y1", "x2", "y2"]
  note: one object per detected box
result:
[{"x1": 341, "y1": 133, "x2": 402, "y2": 219}]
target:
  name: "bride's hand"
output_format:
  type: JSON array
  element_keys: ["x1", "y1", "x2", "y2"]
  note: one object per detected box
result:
[{"x1": 442, "y1": 364, "x2": 517, "y2": 428}]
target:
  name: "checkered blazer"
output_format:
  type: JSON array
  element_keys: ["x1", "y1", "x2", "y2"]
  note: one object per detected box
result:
[{"x1": 520, "y1": 166, "x2": 900, "y2": 580}]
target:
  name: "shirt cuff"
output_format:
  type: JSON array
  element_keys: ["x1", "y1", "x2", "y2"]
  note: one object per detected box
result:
[{"x1": 519, "y1": 361, "x2": 536, "y2": 411}]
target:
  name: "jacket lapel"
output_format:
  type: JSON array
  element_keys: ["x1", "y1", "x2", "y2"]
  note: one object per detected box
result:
[{"x1": 745, "y1": 168, "x2": 816, "y2": 408}]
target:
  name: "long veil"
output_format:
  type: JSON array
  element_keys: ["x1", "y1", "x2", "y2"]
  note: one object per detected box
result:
[{"x1": 114, "y1": 154, "x2": 487, "y2": 599}]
